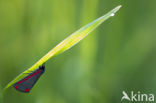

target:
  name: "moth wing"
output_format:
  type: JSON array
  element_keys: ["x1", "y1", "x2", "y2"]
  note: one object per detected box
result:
[{"x1": 13, "y1": 69, "x2": 44, "y2": 93}]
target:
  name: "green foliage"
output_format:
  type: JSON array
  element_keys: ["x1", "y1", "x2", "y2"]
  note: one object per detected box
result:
[
  {"x1": 1, "y1": 0, "x2": 156, "y2": 103},
  {"x1": 2, "y1": 5, "x2": 121, "y2": 94}
]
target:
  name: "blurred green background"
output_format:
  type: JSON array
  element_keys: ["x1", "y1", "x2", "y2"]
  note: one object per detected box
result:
[{"x1": 0, "y1": 0, "x2": 156, "y2": 103}]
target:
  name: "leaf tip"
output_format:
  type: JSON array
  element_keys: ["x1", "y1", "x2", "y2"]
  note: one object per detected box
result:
[
  {"x1": 112, "y1": 5, "x2": 122, "y2": 14},
  {"x1": 115, "y1": 5, "x2": 122, "y2": 12}
]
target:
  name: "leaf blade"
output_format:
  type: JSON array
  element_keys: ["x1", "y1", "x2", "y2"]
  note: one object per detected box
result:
[{"x1": 3, "y1": 5, "x2": 121, "y2": 93}]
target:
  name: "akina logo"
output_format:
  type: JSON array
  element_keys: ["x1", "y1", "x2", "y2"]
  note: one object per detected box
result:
[{"x1": 121, "y1": 91, "x2": 154, "y2": 102}]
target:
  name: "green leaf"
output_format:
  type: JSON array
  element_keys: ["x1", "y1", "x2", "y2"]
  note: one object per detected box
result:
[{"x1": 3, "y1": 5, "x2": 121, "y2": 93}]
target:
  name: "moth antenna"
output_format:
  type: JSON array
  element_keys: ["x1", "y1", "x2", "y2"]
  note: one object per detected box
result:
[{"x1": 39, "y1": 63, "x2": 45, "y2": 70}]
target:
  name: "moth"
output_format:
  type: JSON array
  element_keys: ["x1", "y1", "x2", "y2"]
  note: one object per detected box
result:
[{"x1": 13, "y1": 64, "x2": 45, "y2": 93}]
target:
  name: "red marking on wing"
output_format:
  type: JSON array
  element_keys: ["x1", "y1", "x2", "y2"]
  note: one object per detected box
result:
[
  {"x1": 25, "y1": 88, "x2": 30, "y2": 92},
  {"x1": 17, "y1": 69, "x2": 42, "y2": 84},
  {"x1": 15, "y1": 86, "x2": 18, "y2": 89}
]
